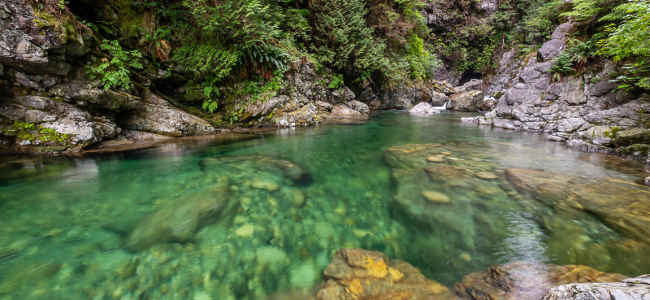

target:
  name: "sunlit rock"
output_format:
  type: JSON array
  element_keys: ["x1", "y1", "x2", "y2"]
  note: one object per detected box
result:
[
  {"x1": 316, "y1": 249, "x2": 457, "y2": 300},
  {"x1": 543, "y1": 274, "x2": 650, "y2": 300}
]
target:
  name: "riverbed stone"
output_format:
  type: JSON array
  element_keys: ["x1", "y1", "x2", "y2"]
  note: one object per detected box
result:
[
  {"x1": 316, "y1": 249, "x2": 457, "y2": 300},
  {"x1": 290, "y1": 190, "x2": 306, "y2": 207},
  {"x1": 422, "y1": 190, "x2": 450, "y2": 203},
  {"x1": 455, "y1": 261, "x2": 627, "y2": 300},
  {"x1": 475, "y1": 171, "x2": 498, "y2": 179}
]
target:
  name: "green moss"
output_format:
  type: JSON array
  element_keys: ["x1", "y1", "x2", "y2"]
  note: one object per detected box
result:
[
  {"x1": 10, "y1": 121, "x2": 71, "y2": 144},
  {"x1": 604, "y1": 127, "x2": 622, "y2": 138},
  {"x1": 618, "y1": 144, "x2": 650, "y2": 156}
]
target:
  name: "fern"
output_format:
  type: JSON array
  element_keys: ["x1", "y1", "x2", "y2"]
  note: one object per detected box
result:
[{"x1": 85, "y1": 40, "x2": 143, "y2": 91}]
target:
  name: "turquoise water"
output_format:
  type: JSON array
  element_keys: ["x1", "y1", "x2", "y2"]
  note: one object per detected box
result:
[{"x1": 1, "y1": 111, "x2": 649, "y2": 299}]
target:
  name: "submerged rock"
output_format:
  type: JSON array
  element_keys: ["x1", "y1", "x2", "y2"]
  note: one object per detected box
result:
[
  {"x1": 505, "y1": 168, "x2": 650, "y2": 244},
  {"x1": 455, "y1": 261, "x2": 627, "y2": 300},
  {"x1": 543, "y1": 274, "x2": 650, "y2": 300},
  {"x1": 317, "y1": 249, "x2": 457, "y2": 300},
  {"x1": 122, "y1": 182, "x2": 234, "y2": 252},
  {"x1": 383, "y1": 143, "x2": 516, "y2": 270},
  {"x1": 199, "y1": 155, "x2": 311, "y2": 183}
]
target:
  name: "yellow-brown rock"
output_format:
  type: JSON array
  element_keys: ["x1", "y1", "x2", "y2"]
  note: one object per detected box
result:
[{"x1": 316, "y1": 249, "x2": 458, "y2": 300}]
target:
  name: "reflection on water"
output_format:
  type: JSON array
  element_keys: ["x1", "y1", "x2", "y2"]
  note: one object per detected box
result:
[
  {"x1": 0, "y1": 111, "x2": 649, "y2": 299},
  {"x1": 496, "y1": 211, "x2": 548, "y2": 264}
]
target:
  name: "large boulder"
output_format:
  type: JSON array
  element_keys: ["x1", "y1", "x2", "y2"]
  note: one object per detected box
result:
[
  {"x1": 199, "y1": 155, "x2": 311, "y2": 183},
  {"x1": 345, "y1": 100, "x2": 370, "y2": 114},
  {"x1": 455, "y1": 261, "x2": 627, "y2": 300},
  {"x1": 118, "y1": 90, "x2": 215, "y2": 136},
  {"x1": 505, "y1": 167, "x2": 650, "y2": 244},
  {"x1": 408, "y1": 102, "x2": 440, "y2": 114},
  {"x1": 447, "y1": 91, "x2": 484, "y2": 112},
  {"x1": 480, "y1": 98, "x2": 496, "y2": 111},
  {"x1": 317, "y1": 249, "x2": 457, "y2": 300},
  {"x1": 331, "y1": 105, "x2": 361, "y2": 116}
]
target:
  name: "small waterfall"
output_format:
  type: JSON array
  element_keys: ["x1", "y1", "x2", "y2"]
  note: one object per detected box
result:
[{"x1": 432, "y1": 101, "x2": 447, "y2": 110}]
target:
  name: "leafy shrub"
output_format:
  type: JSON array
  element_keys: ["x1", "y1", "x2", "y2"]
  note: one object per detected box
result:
[
  {"x1": 85, "y1": 40, "x2": 143, "y2": 91},
  {"x1": 328, "y1": 74, "x2": 344, "y2": 89},
  {"x1": 598, "y1": 0, "x2": 650, "y2": 89},
  {"x1": 550, "y1": 39, "x2": 598, "y2": 79}
]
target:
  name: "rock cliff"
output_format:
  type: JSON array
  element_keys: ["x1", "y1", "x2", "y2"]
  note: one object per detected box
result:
[{"x1": 461, "y1": 22, "x2": 650, "y2": 164}]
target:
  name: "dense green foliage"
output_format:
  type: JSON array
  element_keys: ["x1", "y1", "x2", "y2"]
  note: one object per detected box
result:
[
  {"x1": 549, "y1": 39, "x2": 599, "y2": 80},
  {"x1": 85, "y1": 40, "x2": 143, "y2": 91},
  {"x1": 599, "y1": 0, "x2": 650, "y2": 89},
  {"x1": 70, "y1": 0, "x2": 649, "y2": 113}
]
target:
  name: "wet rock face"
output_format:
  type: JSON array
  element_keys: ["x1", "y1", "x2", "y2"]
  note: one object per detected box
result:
[
  {"x1": 230, "y1": 62, "x2": 364, "y2": 127},
  {"x1": 317, "y1": 249, "x2": 457, "y2": 300},
  {"x1": 505, "y1": 168, "x2": 650, "y2": 244},
  {"x1": 455, "y1": 261, "x2": 628, "y2": 300},
  {"x1": 542, "y1": 275, "x2": 650, "y2": 300}
]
